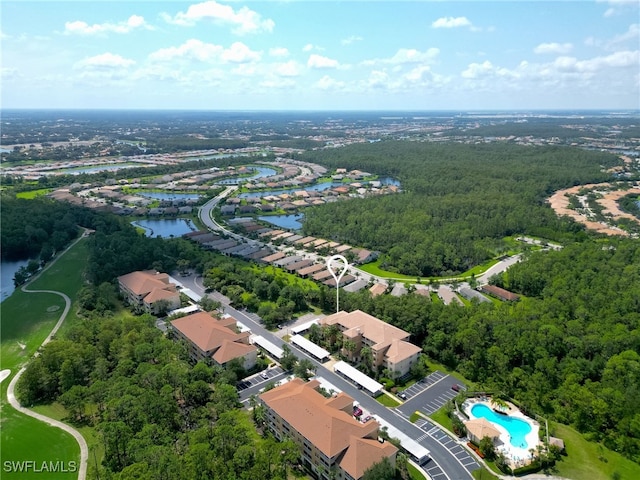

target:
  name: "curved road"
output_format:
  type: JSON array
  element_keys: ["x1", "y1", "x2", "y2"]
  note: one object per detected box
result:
[{"x1": 5, "y1": 235, "x2": 89, "y2": 480}]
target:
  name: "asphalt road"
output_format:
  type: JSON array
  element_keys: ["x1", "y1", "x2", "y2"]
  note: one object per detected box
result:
[{"x1": 178, "y1": 272, "x2": 479, "y2": 480}]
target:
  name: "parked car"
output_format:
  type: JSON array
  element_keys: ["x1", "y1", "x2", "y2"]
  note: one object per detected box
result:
[
  {"x1": 261, "y1": 372, "x2": 269, "y2": 379},
  {"x1": 451, "y1": 384, "x2": 460, "y2": 392},
  {"x1": 398, "y1": 392, "x2": 407, "y2": 400}
]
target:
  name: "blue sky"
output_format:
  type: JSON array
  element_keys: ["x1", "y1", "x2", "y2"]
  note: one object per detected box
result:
[{"x1": 2, "y1": 1, "x2": 639, "y2": 110}]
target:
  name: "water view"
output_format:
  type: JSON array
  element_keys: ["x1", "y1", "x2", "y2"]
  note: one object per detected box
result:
[
  {"x1": 470, "y1": 403, "x2": 532, "y2": 449},
  {"x1": 64, "y1": 164, "x2": 140, "y2": 175},
  {"x1": 258, "y1": 214, "x2": 303, "y2": 231},
  {"x1": 138, "y1": 192, "x2": 202, "y2": 201},
  {"x1": 239, "y1": 176, "x2": 400, "y2": 199},
  {"x1": 1, "y1": 258, "x2": 30, "y2": 302},
  {"x1": 217, "y1": 166, "x2": 277, "y2": 185},
  {"x1": 132, "y1": 218, "x2": 198, "y2": 238}
]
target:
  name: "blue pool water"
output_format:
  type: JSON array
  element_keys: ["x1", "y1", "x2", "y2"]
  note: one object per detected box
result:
[{"x1": 471, "y1": 403, "x2": 531, "y2": 449}]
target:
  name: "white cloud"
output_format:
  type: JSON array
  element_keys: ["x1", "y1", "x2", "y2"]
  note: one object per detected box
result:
[
  {"x1": 314, "y1": 75, "x2": 345, "y2": 91},
  {"x1": 534, "y1": 42, "x2": 573, "y2": 55},
  {"x1": 148, "y1": 39, "x2": 259, "y2": 64},
  {"x1": 609, "y1": 23, "x2": 640, "y2": 46},
  {"x1": 149, "y1": 39, "x2": 224, "y2": 62},
  {"x1": 302, "y1": 43, "x2": 324, "y2": 52},
  {"x1": 1, "y1": 67, "x2": 19, "y2": 80},
  {"x1": 64, "y1": 15, "x2": 149, "y2": 35},
  {"x1": 307, "y1": 54, "x2": 339, "y2": 69},
  {"x1": 74, "y1": 52, "x2": 135, "y2": 69},
  {"x1": 553, "y1": 50, "x2": 639, "y2": 73},
  {"x1": 388, "y1": 48, "x2": 439, "y2": 64},
  {"x1": 162, "y1": 1, "x2": 274, "y2": 35},
  {"x1": 260, "y1": 78, "x2": 296, "y2": 89},
  {"x1": 362, "y1": 48, "x2": 439, "y2": 67},
  {"x1": 269, "y1": 47, "x2": 289, "y2": 57},
  {"x1": 432, "y1": 16, "x2": 472, "y2": 28},
  {"x1": 232, "y1": 64, "x2": 258, "y2": 77},
  {"x1": 461, "y1": 60, "x2": 517, "y2": 79},
  {"x1": 220, "y1": 42, "x2": 261, "y2": 63},
  {"x1": 599, "y1": 0, "x2": 639, "y2": 17},
  {"x1": 274, "y1": 60, "x2": 301, "y2": 77},
  {"x1": 404, "y1": 65, "x2": 431, "y2": 82},
  {"x1": 341, "y1": 35, "x2": 363, "y2": 45}
]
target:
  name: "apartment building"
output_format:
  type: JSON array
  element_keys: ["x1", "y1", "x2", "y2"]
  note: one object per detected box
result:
[
  {"x1": 320, "y1": 310, "x2": 422, "y2": 378},
  {"x1": 117, "y1": 270, "x2": 181, "y2": 315},
  {"x1": 259, "y1": 378, "x2": 397, "y2": 480},
  {"x1": 170, "y1": 311, "x2": 257, "y2": 369}
]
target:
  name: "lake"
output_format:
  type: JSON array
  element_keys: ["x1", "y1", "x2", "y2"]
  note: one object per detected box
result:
[
  {"x1": 64, "y1": 164, "x2": 140, "y2": 175},
  {"x1": 1, "y1": 258, "x2": 30, "y2": 302},
  {"x1": 239, "y1": 176, "x2": 400, "y2": 199},
  {"x1": 217, "y1": 166, "x2": 277, "y2": 185},
  {"x1": 132, "y1": 218, "x2": 198, "y2": 238},
  {"x1": 258, "y1": 214, "x2": 304, "y2": 231},
  {"x1": 138, "y1": 192, "x2": 202, "y2": 201}
]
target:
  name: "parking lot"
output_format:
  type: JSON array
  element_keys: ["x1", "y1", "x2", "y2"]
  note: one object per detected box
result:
[
  {"x1": 413, "y1": 418, "x2": 479, "y2": 474},
  {"x1": 236, "y1": 366, "x2": 285, "y2": 391},
  {"x1": 397, "y1": 371, "x2": 466, "y2": 417}
]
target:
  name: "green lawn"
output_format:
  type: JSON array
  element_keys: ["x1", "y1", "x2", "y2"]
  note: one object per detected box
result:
[
  {"x1": 0, "y1": 405, "x2": 80, "y2": 479},
  {"x1": 358, "y1": 260, "x2": 419, "y2": 280},
  {"x1": 1, "y1": 238, "x2": 89, "y2": 372},
  {"x1": 552, "y1": 423, "x2": 640, "y2": 480},
  {"x1": 376, "y1": 393, "x2": 401, "y2": 407},
  {"x1": 0, "y1": 237, "x2": 89, "y2": 479},
  {"x1": 32, "y1": 403, "x2": 105, "y2": 479},
  {"x1": 15, "y1": 188, "x2": 52, "y2": 199},
  {"x1": 407, "y1": 463, "x2": 427, "y2": 479}
]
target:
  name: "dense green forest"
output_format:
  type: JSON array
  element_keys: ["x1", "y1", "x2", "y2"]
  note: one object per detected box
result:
[
  {"x1": 299, "y1": 141, "x2": 619, "y2": 276},
  {"x1": 0, "y1": 196, "x2": 99, "y2": 261},
  {"x1": 18, "y1": 312, "x2": 300, "y2": 479}
]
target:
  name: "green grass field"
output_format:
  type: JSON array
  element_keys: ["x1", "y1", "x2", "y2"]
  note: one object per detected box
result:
[
  {"x1": 552, "y1": 423, "x2": 640, "y2": 480},
  {"x1": 376, "y1": 393, "x2": 401, "y2": 407},
  {"x1": 1, "y1": 237, "x2": 89, "y2": 479},
  {"x1": 15, "y1": 189, "x2": 52, "y2": 199},
  {"x1": 0, "y1": 406, "x2": 80, "y2": 480}
]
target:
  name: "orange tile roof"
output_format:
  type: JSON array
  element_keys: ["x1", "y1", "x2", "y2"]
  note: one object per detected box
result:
[
  {"x1": 212, "y1": 339, "x2": 256, "y2": 365},
  {"x1": 369, "y1": 283, "x2": 387, "y2": 297},
  {"x1": 171, "y1": 311, "x2": 248, "y2": 354},
  {"x1": 385, "y1": 339, "x2": 422, "y2": 363},
  {"x1": 260, "y1": 379, "x2": 379, "y2": 458},
  {"x1": 118, "y1": 270, "x2": 172, "y2": 296},
  {"x1": 322, "y1": 310, "x2": 409, "y2": 347},
  {"x1": 143, "y1": 287, "x2": 180, "y2": 304},
  {"x1": 339, "y1": 436, "x2": 397, "y2": 479}
]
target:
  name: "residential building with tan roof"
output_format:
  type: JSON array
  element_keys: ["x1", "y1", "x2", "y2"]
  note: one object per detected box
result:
[
  {"x1": 118, "y1": 270, "x2": 181, "y2": 315},
  {"x1": 170, "y1": 311, "x2": 257, "y2": 368},
  {"x1": 320, "y1": 310, "x2": 422, "y2": 379},
  {"x1": 260, "y1": 378, "x2": 397, "y2": 480}
]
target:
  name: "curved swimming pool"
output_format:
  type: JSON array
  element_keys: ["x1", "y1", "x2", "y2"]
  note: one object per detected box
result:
[{"x1": 470, "y1": 403, "x2": 532, "y2": 449}]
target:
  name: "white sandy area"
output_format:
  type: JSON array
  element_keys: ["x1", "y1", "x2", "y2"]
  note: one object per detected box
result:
[{"x1": 0, "y1": 369, "x2": 11, "y2": 384}]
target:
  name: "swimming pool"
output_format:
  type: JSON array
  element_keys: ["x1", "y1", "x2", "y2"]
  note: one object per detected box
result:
[{"x1": 470, "y1": 403, "x2": 532, "y2": 449}]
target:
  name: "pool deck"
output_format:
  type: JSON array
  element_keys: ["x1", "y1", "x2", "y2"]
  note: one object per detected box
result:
[{"x1": 463, "y1": 398, "x2": 540, "y2": 468}]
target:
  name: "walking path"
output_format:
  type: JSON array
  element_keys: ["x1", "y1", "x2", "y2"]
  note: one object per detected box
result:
[{"x1": 4, "y1": 233, "x2": 89, "y2": 480}]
